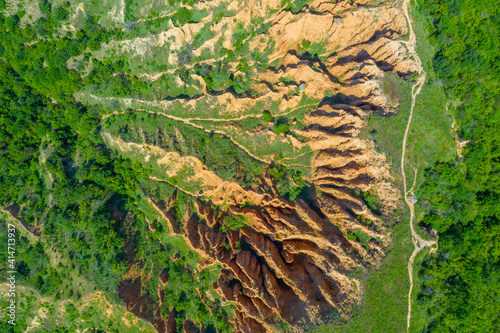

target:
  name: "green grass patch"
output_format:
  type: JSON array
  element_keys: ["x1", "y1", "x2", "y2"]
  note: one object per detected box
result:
[
  {"x1": 361, "y1": 73, "x2": 455, "y2": 183},
  {"x1": 313, "y1": 207, "x2": 412, "y2": 333}
]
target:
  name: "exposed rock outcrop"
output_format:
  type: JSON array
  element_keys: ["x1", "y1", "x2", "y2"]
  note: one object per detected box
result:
[{"x1": 103, "y1": 0, "x2": 417, "y2": 332}]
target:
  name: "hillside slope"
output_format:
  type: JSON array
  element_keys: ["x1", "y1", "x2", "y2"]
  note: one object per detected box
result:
[{"x1": 0, "y1": 0, "x2": 422, "y2": 332}]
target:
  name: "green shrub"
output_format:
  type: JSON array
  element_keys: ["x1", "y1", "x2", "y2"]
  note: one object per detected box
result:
[
  {"x1": 301, "y1": 40, "x2": 311, "y2": 49},
  {"x1": 231, "y1": 74, "x2": 252, "y2": 95},
  {"x1": 221, "y1": 215, "x2": 248, "y2": 232},
  {"x1": 282, "y1": 0, "x2": 312, "y2": 13},
  {"x1": 347, "y1": 229, "x2": 371, "y2": 250},
  {"x1": 262, "y1": 110, "x2": 273, "y2": 123},
  {"x1": 273, "y1": 123, "x2": 290, "y2": 135},
  {"x1": 54, "y1": 5, "x2": 69, "y2": 22},
  {"x1": 172, "y1": 7, "x2": 193, "y2": 27},
  {"x1": 279, "y1": 77, "x2": 293, "y2": 84},
  {"x1": 361, "y1": 190, "x2": 382, "y2": 212},
  {"x1": 273, "y1": 116, "x2": 290, "y2": 134}
]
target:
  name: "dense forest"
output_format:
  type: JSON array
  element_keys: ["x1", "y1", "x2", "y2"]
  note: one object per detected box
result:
[
  {"x1": 0, "y1": 4, "x2": 147, "y2": 332},
  {"x1": 0, "y1": 1, "x2": 233, "y2": 331},
  {"x1": 416, "y1": 0, "x2": 499, "y2": 331}
]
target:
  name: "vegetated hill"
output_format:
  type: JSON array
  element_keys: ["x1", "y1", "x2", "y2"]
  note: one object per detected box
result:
[
  {"x1": 0, "y1": 0, "x2": 420, "y2": 332},
  {"x1": 414, "y1": 0, "x2": 500, "y2": 331}
]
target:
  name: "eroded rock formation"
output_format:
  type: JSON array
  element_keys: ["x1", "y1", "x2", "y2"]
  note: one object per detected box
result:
[{"x1": 103, "y1": 0, "x2": 418, "y2": 332}]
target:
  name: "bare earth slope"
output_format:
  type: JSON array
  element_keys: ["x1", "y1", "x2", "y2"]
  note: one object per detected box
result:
[{"x1": 73, "y1": 0, "x2": 419, "y2": 331}]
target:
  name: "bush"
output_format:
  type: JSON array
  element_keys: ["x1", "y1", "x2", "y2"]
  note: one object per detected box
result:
[
  {"x1": 262, "y1": 110, "x2": 272, "y2": 123},
  {"x1": 361, "y1": 190, "x2": 382, "y2": 212},
  {"x1": 221, "y1": 215, "x2": 247, "y2": 232},
  {"x1": 273, "y1": 116, "x2": 290, "y2": 135},
  {"x1": 39, "y1": 0, "x2": 52, "y2": 14},
  {"x1": 347, "y1": 229, "x2": 371, "y2": 250},
  {"x1": 273, "y1": 123, "x2": 290, "y2": 135},
  {"x1": 301, "y1": 40, "x2": 311, "y2": 49},
  {"x1": 282, "y1": 0, "x2": 311, "y2": 13},
  {"x1": 172, "y1": 7, "x2": 193, "y2": 27},
  {"x1": 231, "y1": 74, "x2": 252, "y2": 95},
  {"x1": 54, "y1": 6, "x2": 69, "y2": 22}
]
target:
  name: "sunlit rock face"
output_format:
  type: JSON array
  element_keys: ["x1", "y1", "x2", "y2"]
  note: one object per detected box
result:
[{"x1": 93, "y1": 0, "x2": 418, "y2": 331}]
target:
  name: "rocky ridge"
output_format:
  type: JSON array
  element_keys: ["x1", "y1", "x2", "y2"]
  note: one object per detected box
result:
[{"x1": 96, "y1": 0, "x2": 418, "y2": 332}]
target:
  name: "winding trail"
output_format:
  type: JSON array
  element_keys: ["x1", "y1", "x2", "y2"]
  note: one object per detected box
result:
[
  {"x1": 102, "y1": 108, "x2": 311, "y2": 169},
  {"x1": 399, "y1": 0, "x2": 438, "y2": 331},
  {"x1": 103, "y1": 109, "x2": 272, "y2": 165}
]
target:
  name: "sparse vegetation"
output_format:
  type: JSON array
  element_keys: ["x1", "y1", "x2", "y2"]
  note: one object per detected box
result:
[
  {"x1": 381, "y1": 73, "x2": 403, "y2": 107},
  {"x1": 315, "y1": 207, "x2": 412, "y2": 333},
  {"x1": 104, "y1": 112, "x2": 266, "y2": 189}
]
